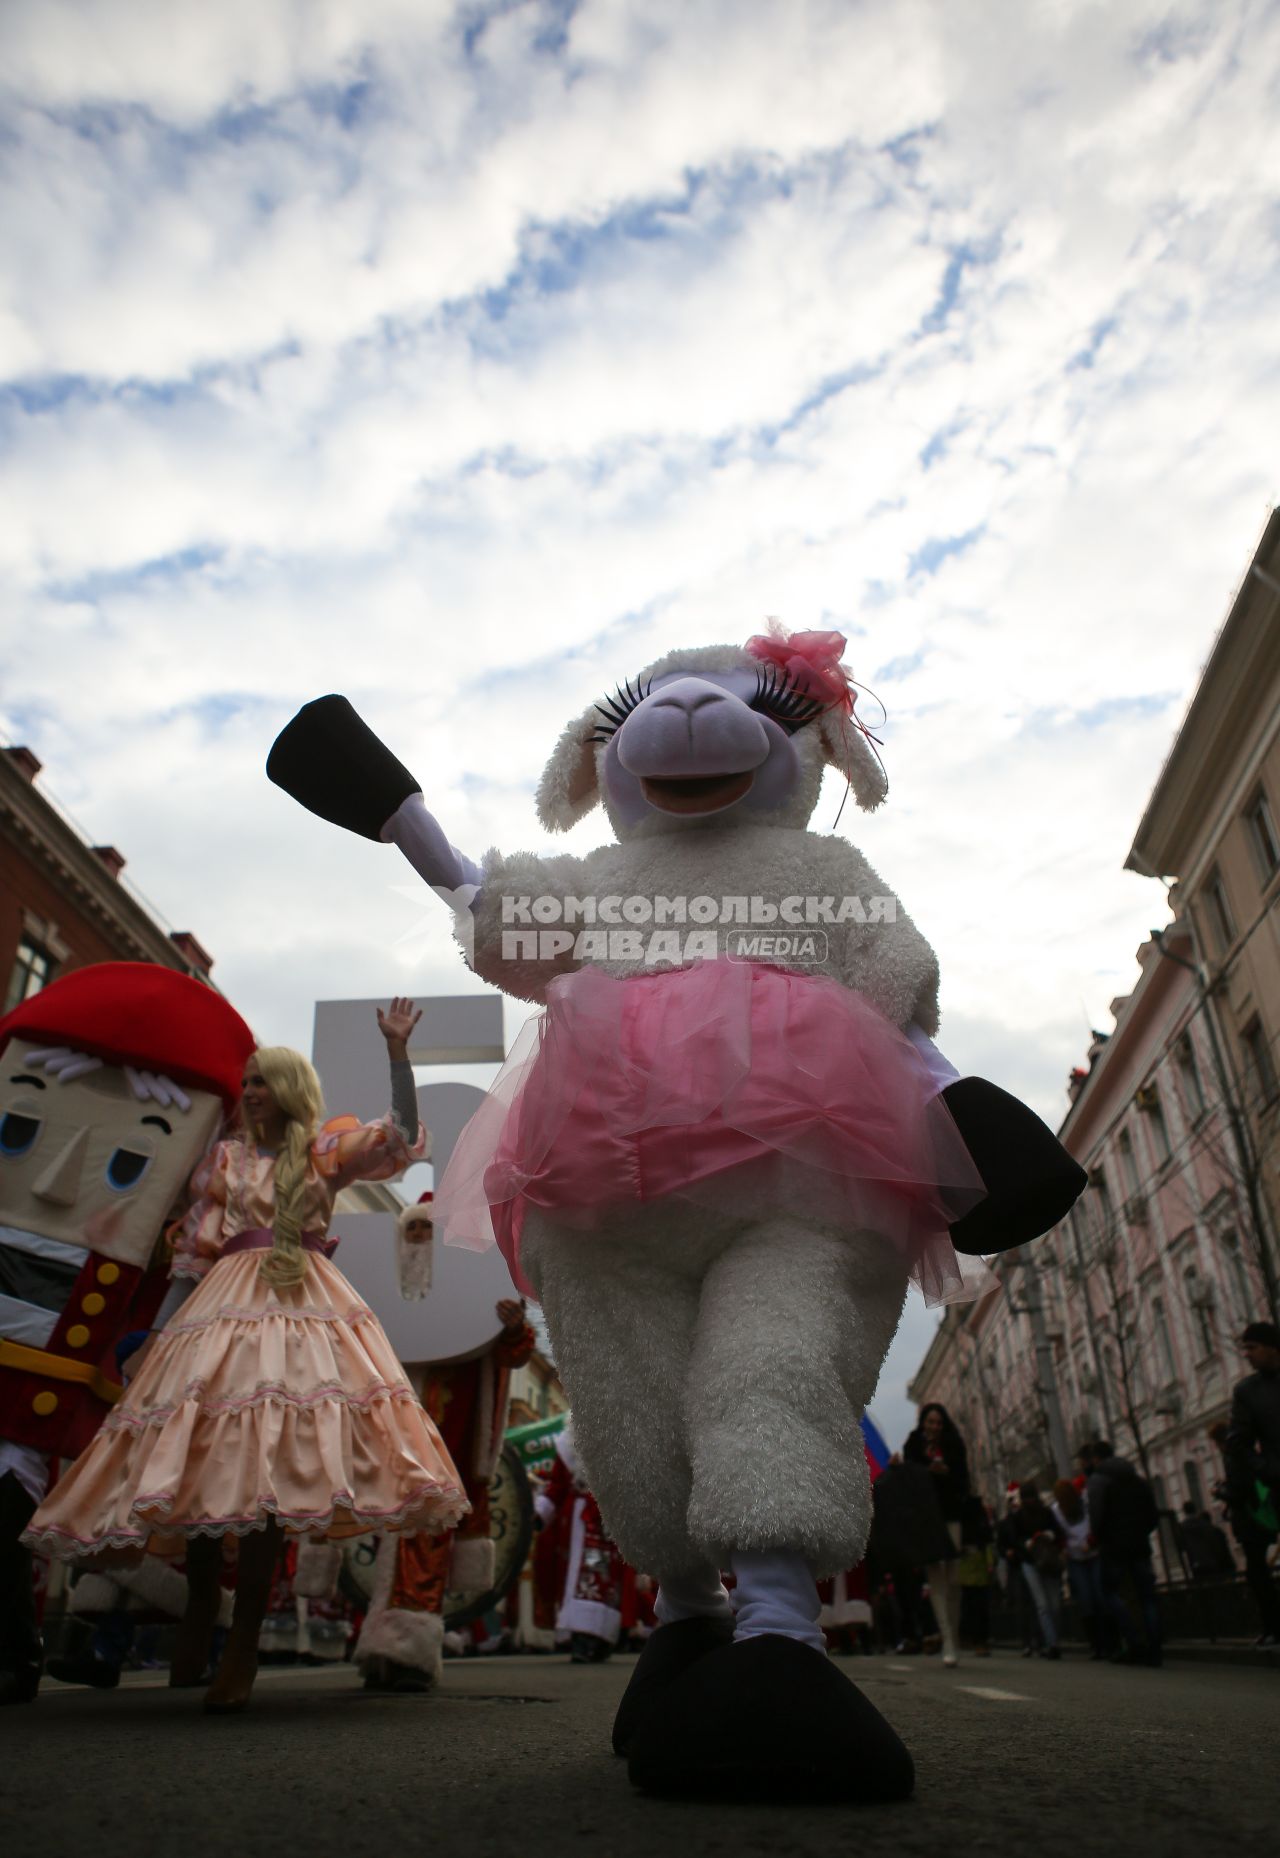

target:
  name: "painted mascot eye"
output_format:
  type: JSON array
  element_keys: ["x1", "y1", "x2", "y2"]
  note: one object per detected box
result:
[
  {"x1": 588, "y1": 676, "x2": 653, "y2": 743},
  {"x1": 105, "y1": 1147, "x2": 152, "y2": 1192},
  {"x1": 747, "y1": 665, "x2": 824, "y2": 734},
  {"x1": 0, "y1": 1111, "x2": 41, "y2": 1158}
]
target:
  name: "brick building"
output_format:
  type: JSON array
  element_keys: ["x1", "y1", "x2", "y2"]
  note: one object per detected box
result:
[{"x1": 0, "y1": 742, "x2": 216, "y2": 1004}]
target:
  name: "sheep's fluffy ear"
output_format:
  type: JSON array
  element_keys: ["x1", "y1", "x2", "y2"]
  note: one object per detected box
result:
[
  {"x1": 818, "y1": 709, "x2": 888, "y2": 811},
  {"x1": 535, "y1": 706, "x2": 601, "y2": 832}
]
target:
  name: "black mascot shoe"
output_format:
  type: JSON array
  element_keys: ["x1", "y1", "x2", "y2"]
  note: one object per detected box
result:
[
  {"x1": 266, "y1": 695, "x2": 422, "y2": 842},
  {"x1": 626, "y1": 1634, "x2": 915, "y2": 1803},
  {"x1": 46, "y1": 1654, "x2": 120, "y2": 1690},
  {"x1": 612, "y1": 1614, "x2": 735, "y2": 1756}
]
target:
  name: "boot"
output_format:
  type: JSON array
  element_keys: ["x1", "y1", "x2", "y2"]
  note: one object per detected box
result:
[
  {"x1": 203, "y1": 1629, "x2": 259, "y2": 1714},
  {"x1": 47, "y1": 1653, "x2": 121, "y2": 1689}
]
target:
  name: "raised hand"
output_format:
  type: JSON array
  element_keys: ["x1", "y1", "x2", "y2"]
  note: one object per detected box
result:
[
  {"x1": 376, "y1": 997, "x2": 422, "y2": 1056},
  {"x1": 496, "y1": 1298, "x2": 526, "y2": 1333}
]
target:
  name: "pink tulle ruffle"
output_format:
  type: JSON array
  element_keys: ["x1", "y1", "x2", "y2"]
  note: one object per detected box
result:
[{"x1": 435, "y1": 959, "x2": 988, "y2": 1305}]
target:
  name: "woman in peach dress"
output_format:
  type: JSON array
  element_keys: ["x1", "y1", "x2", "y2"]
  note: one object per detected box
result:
[{"x1": 25, "y1": 999, "x2": 468, "y2": 1711}]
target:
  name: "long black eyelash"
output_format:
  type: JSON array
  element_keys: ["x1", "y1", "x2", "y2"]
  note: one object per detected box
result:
[
  {"x1": 748, "y1": 664, "x2": 824, "y2": 733},
  {"x1": 587, "y1": 675, "x2": 653, "y2": 741}
]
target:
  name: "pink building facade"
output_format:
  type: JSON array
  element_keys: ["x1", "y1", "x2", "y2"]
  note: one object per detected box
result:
[
  {"x1": 912, "y1": 919, "x2": 1269, "y2": 1522},
  {"x1": 910, "y1": 509, "x2": 1280, "y2": 1534}
]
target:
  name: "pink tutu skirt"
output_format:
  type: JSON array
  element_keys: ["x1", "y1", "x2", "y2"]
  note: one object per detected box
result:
[
  {"x1": 437, "y1": 960, "x2": 988, "y2": 1305},
  {"x1": 23, "y1": 1251, "x2": 469, "y2": 1563}
]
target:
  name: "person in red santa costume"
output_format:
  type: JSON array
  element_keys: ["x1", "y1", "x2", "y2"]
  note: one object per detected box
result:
[
  {"x1": 534, "y1": 1418, "x2": 627, "y2": 1663},
  {"x1": 356, "y1": 1191, "x2": 535, "y2": 1693},
  {"x1": 0, "y1": 962, "x2": 256, "y2": 1705},
  {"x1": 23, "y1": 1001, "x2": 469, "y2": 1713}
]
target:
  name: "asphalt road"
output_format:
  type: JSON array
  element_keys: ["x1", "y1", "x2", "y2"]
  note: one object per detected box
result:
[{"x1": 5, "y1": 1649, "x2": 1278, "y2": 1858}]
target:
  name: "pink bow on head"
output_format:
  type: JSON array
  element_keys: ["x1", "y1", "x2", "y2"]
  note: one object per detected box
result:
[{"x1": 744, "y1": 621, "x2": 856, "y2": 715}]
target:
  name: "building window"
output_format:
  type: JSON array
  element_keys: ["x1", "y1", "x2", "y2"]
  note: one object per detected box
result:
[
  {"x1": 1136, "y1": 1083, "x2": 1171, "y2": 1163},
  {"x1": 4, "y1": 936, "x2": 58, "y2": 1013},
  {"x1": 1245, "y1": 788, "x2": 1280, "y2": 883},
  {"x1": 1063, "y1": 1205, "x2": 1079, "y2": 1256},
  {"x1": 1152, "y1": 1297, "x2": 1176, "y2": 1383},
  {"x1": 1183, "y1": 1265, "x2": 1215, "y2": 1357},
  {"x1": 1087, "y1": 1168, "x2": 1113, "y2": 1242},
  {"x1": 1183, "y1": 1458, "x2": 1205, "y2": 1513},
  {"x1": 1220, "y1": 1230, "x2": 1253, "y2": 1323},
  {"x1": 1242, "y1": 1018, "x2": 1278, "y2": 1111},
  {"x1": 1177, "y1": 1034, "x2": 1205, "y2": 1120},
  {"x1": 1117, "y1": 1128, "x2": 1140, "y2": 1195},
  {"x1": 1203, "y1": 868, "x2": 1236, "y2": 953}
]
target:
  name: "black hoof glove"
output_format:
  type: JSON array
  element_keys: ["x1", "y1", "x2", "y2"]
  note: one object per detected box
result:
[
  {"x1": 626, "y1": 1634, "x2": 915, "y2": 1802},
  {"x1": 612, "y1": 1615, "x2": 734, "y2": 1755},
  {"x1": 266, "y1": 695, "x2": 422, "y2": 842},
  {"x1": 942, "y1": 1077, "x2": 1088, "y2": 1256}
]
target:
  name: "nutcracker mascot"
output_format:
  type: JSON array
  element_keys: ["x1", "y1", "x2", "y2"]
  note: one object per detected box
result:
[
  {"x1": 0, "y1": 962, "x2": 254, "y2": 1704},
  {"x1": 355, "y1": 1196, "x2": 535, "y2": 1693},
  {"x1": 267, "y1": 624, "x2": 1085, "y2": 1798}
]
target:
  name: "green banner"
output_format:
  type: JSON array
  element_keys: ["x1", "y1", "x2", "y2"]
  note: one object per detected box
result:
[{"x1": 504, "y1": 1411, "x2": 567, "y2": 1471}]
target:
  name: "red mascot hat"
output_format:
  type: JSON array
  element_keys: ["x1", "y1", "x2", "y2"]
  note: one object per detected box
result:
[{"x1": 0, "y1": 962, "x2": 255, "y2": 1111}]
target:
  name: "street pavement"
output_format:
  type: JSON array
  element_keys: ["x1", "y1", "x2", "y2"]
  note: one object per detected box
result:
[{"x1": 5, "y1": 1648, "x2": 1278, "y2": 1858}]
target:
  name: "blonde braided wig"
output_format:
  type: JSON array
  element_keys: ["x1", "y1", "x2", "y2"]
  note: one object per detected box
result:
[{"x1": 246, "y1": 1047, "x2": 325, "y2": 1291}]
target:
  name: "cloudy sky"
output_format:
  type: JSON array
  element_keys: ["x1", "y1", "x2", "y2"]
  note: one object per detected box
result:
[{"x1": 3, "y1": 0, "x2": 1278, "y2": 1445}]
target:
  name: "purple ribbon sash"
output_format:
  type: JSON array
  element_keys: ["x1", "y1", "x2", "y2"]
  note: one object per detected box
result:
[{"x1": 221, "y1": 1226, "x2": 339, "y2": 1260}]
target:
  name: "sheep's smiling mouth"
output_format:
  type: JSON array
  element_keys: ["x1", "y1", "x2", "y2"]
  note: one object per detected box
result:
[{"x1": 640, "y1": 771, "x2": 755, "y2": 816}]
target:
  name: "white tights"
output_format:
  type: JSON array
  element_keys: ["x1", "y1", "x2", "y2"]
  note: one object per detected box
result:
[{"x1": 656, "y1": 1550, "x2": 826, "y2": 1655}]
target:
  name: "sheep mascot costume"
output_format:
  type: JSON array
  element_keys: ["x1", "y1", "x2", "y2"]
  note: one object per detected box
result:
[{"x1": 268, "y1": 625, "x2": 1084, "y2": 1802}]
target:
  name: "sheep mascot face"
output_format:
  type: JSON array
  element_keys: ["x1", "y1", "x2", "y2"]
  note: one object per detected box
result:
[
  {"x1": 538, "y1": 632, "x2": 887, "y2": 840},
  {"x1": 268, "y1": 625, "x2": 1083, "y2": 1802}
]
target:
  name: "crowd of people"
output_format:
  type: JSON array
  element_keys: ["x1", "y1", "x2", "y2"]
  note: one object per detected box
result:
[{"x1": 849, "y1": 1343, "x2": 1280, "y2": 1668}]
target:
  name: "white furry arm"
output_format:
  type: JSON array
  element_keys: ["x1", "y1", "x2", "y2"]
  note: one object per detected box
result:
[
  {"x1": 467, "y1": 848, "x2": 592, "y2": 1002},
  {"x1": 829, "y1": 842, "x2": 942, "y2": 1034},
  {"x1": 382, "y1": 793, "x2": 485, "y2": 895}
]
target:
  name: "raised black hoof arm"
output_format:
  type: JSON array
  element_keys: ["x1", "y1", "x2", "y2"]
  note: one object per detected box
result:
[
  {"x1": 943, "y1": 1076, "x2": 1088, "y2": 1256},
  {"x1": 266, "y1": 695, "x2": 421, "y2": 842}
]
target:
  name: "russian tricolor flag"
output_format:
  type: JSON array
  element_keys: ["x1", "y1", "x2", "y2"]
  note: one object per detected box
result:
[{"x1": 860, "y1": 1413, "x2": 890, "y2": 1480}]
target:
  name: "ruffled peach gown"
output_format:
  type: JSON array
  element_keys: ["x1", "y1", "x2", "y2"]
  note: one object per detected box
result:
[{"x1": 25, "y1": 1115, "x2": 468, "y2": 1561}]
